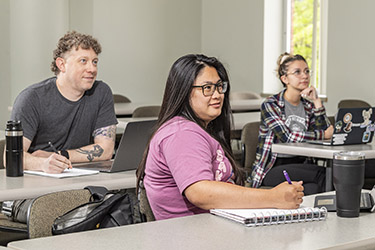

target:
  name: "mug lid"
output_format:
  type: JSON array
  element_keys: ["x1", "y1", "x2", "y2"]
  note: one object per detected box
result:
[{"x1": 333, "y1": 151, "x2": 365, "y2": 160}]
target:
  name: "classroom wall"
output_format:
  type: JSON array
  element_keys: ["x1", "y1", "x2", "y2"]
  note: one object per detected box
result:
[
  {"x1": 0, "y1": 0, "x2": 11, "y2": 127},
  {"x1": 325, "y1": 0, "x2": 375, "y2": 113},
  {"x1": 201, "y1": 0, "x2": 264, "y2": 94},
  {"x1": 92, "y1": 0, "x2": 201, "y2": 103},
  {"x1": 1, "y1": 0, "x2": 375, "y2": 125}
]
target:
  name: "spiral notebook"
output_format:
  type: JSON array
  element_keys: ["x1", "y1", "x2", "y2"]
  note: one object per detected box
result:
[{"x1": 210, "y1": 207, "x2": 327, "y2": 227}]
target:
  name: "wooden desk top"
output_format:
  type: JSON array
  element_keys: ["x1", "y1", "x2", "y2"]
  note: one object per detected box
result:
[{"x1": 0, "y1": 169, "x2": 136, "y2": 201}]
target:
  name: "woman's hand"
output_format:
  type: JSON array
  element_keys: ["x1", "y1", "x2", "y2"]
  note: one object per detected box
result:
[
  {"x1": 324, "y1": 125, "x2": 334, "y2": 139},
  {"x1": 270, "y1": 181, "x2": 304, "y2": 209},
  {"x1": 301, "y1": 86, "x2": 322, "y2": 108}
]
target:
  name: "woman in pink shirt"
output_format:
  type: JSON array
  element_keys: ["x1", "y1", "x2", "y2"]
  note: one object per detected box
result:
[{"x1": 136, "y1": 54, "x2": 304, "y2": 220}]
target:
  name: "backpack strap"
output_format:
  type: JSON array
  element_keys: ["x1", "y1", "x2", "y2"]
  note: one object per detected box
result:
[{"x1": 84, "y1": 186, "x2": 109, "y2": 201}]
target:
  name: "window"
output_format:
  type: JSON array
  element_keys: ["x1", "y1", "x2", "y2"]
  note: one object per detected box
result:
[{"x1": 285, "y1": 0, "x2": 326, "y2": 95}]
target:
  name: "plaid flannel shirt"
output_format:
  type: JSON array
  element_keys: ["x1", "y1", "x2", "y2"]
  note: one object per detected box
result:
[{"x1": 249, "y1": 89, "x2": 331, "y2": 187}]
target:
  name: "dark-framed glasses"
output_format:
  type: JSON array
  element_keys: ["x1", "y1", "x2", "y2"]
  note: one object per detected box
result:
[
  {"x1": 192, "y1": 81, "x2": 228, "y2": 96},
  {"x1": 286, "y1": 69, "x2": 312, "y2": 78}
]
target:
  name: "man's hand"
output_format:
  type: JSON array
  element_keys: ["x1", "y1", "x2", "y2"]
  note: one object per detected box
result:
[{"x1": 40, "y1": 153, "x2": 72, "y2": 173}]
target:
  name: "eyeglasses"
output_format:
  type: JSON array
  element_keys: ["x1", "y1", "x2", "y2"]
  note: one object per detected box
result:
[
  {"x1": 192, "y1": 81, "x2": 228, "y2": 97},
  {"x1": 286, "y1": 69, "x2": 312, "y2": 78}
]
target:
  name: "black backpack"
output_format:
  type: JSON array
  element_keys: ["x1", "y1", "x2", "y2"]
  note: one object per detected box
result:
[{"x1": 52, "y1": 186, "x2": 136, "y2": 235}]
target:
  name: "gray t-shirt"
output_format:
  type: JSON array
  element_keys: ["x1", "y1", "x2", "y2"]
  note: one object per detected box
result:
[
  {"x1": 11, "y1": 77, "x2": 118, "y2": 153},
  {"x1": 284, "y1": 100, "x2": 307, "y2": 132}
]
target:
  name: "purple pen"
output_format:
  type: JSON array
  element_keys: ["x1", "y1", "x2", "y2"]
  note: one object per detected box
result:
[{"x1": 283, "y1": 170, "x2": 292, "y2": 184}]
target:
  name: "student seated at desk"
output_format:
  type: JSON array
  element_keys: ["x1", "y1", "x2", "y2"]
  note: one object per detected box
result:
[
  {"x1": 7, "y1": 31, "x2": 117, "y2": 173},
  {"x1": 136, "y1": 54, "x2": 304, "y2": 220},
  {"x1": 250, "y1": 53, "x2": 333, "y2": 195}
]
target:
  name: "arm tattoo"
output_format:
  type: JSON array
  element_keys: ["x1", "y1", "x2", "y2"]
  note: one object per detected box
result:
[
  {"x1": 93, "y1": 125, "x2": 116, "y2": 142},
  {"x1": 76, "y1": 145, "x2": 104, "y2": 162}
]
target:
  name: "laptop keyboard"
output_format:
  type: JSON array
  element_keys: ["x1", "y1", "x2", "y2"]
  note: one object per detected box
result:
[{"x1": 360, "y1": 193, "x2": 372, "y2": 208}]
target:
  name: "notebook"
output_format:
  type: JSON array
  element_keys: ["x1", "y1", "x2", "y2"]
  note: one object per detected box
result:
[
  {"x1": 73, "y1": 119, "x2": 157, "y2": 172},
  {"x1": 308, "y1": 107, "x2": 375, "y2": 146},
  {"x1": 314, "y1": 186, "x2": 375, "y2": 213},
  {"x1": 24, "y1": 168, "x2": 99, "y2": 179},
  {"x1": 210, "y1": 206, "x2": 327, "y2": 227}
]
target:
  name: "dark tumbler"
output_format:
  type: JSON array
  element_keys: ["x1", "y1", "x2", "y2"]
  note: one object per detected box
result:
[
  {"x1": 5, "y1": 120, "x2": 24, "y2": 177},
  {"x1": 333, "y1": 151, "x2": 365, "y2": 218}
]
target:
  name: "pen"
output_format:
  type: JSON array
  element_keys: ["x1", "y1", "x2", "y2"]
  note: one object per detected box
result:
[
  {"x1": 48, "y1": 141, "x2": 72, "y2": 169},
  {"x1": 283, "y1": 170, "x2": 292, "y2": 184},
  {"x1": 48, "y1": 141, "x2": 59, "y2": 154}
]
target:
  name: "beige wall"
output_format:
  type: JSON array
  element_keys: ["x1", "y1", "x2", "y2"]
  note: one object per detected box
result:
[
  {"x1": 325, "y1": 0, "x2": 375, "y2": 113},
  {"x1": 1, "y1": 0, "x2": 375, "y2": 125},
  {"x1": 0, "y1": 0, "x2": 11, "y2": 126},
  {"x1": 201, "y1": 0, "x2": 264, "y2": 94}
]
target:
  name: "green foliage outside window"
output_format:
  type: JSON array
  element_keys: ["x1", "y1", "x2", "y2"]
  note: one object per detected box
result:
[{"x1": 291, "y1": 0, "x2": 320, "y2": 87}]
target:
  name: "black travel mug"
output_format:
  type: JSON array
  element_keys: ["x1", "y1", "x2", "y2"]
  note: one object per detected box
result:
[
  {"x1": 5, "y1": 120, "x2": 24, "y2": 177},
  {"x1": 333, "y1": 151, "x2": 365, "y2": 218}
]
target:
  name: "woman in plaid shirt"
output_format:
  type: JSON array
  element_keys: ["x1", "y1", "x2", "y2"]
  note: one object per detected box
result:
[{"x1": 250, "y1": 53, "x2": 334, "y2": 195}]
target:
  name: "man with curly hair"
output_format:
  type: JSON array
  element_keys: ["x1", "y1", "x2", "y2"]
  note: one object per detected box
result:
[{"x1": 10, "y1": 31, "x2": 117, "y2": 173}]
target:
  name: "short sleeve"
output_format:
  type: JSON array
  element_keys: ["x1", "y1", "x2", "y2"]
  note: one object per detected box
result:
[
  {"x1": 93, "y1": 82, "x2": 118, "y2": 130},
  {"x1": 10, "y1": 90, "x2": 40, "y2": 141},
  {"x1": 161, "y1": 129, "x2": 215, "y2": 194}
]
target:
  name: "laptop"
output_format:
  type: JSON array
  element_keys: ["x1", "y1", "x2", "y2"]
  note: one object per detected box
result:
[
  {"x1": 314, "y1": 185, "x2": 375, "y2": 213},
  {"x1": 308, "y1": 107, "x2": 375, "y2": 146},
  {"x1": 73, "y1": 119, "x2": 157, "y2": 172}
]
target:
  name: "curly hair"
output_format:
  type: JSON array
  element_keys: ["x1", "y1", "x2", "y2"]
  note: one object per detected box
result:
[{"x1": 50, "y1": 31, "x2": 102, "y2": 75}]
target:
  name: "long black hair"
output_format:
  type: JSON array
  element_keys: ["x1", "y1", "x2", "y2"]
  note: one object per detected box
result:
[{"x1": 136, "y1": 54, "x2": 245, "y2": 191}]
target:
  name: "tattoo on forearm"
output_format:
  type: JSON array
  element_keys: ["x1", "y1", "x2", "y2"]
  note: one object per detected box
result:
[
  {"x1": 76, "y1": 145, "x2": 104, "y2": 162},
  {"x1": 93, "y1": 125, "x2": 116, "y2": 142}
]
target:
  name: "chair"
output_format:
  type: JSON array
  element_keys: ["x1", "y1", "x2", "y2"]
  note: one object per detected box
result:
[
  {"x1": 230, "y1": 91, "x2": 262, "y2": 101},
  {"x1": 113, "y1": 94, "x2": 131, "y2": 103},
  {"x1": 337, "y1": 99, "x2": 371, "y2": 109},
  {"x1": 138, "y1": 185, "x2": 155, "y2": 222},
  {"x1": 241, "y1": 121, "x2": 260, "y2": 174},
  {"x1": 132, "y1": 106, "x2": 161, "y2": 118},
  {"x1": 1, "y1": 189, "x2": 91, "y2": 242}
]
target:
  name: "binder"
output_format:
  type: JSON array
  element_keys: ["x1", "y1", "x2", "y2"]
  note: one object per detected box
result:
[{"x1": 210, "y1": 207, "x2": 327, "y2": 227}]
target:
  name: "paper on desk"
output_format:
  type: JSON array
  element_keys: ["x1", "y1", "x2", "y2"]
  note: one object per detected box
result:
[{"x1": 24, "y1": 168, "x2": 99, "y2": 178}]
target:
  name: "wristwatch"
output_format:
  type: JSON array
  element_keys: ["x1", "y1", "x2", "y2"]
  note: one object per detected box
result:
[{"x1": 60, "y1": 149, "x2": 70, "y2": 159}]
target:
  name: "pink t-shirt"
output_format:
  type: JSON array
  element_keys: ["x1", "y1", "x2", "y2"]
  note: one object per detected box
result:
[{"x1": 144, "y1": 116, "x2": 235, "y2": 220}]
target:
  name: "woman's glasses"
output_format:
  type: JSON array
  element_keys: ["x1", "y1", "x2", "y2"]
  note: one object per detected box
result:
[
  {"x1": 286, "y1": 69, "x2": 312, "y2": 78},
  {"x1": 192, "y1": 81, "x2": 228, "y2": 97}
]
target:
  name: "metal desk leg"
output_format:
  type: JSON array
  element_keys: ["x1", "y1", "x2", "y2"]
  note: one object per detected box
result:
[{"x1": 326, "y1": 160, "x2": 333, "y2": 191}]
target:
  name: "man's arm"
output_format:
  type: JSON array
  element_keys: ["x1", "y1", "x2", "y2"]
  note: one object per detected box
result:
[
  {"x1": 67, "y1": 125, "x2": 116, "y2": 163},
  {"x1": 24, "y1": 137, "x2": 71, "y2": 173}
]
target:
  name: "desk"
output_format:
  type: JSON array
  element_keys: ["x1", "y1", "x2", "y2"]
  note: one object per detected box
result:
[
  {"x1": 7, "y1": 192, "x2": 375, "y2": 250},
  {"x1": 117, "y1": 112, "x2": 261, "y2": 133},
  {"x1": 230, "y1": 99, "x2": 262, "y2": 113},
  {"x1": 0, "y1": 169, "x2": 136, "y2": 201},
  {"x1": 114, "y1": 102, "x2": 160, "y2": 118},
  {"x1": 114, "y1": 99, "x2": 263, "y2": 118},
  {"x1": 272, "y1": 142, "x2": 375, "y2": 191}
]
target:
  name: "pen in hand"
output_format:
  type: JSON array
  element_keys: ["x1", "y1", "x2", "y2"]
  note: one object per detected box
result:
[
  {"x1": 48, "y1": 141, "x2": 72, "y2": 169},
  {"x1": 283, "y1": 170, "x2": 292, "y2": 184},
  {"x1": 48, "y1": 141, "x2": 59, "y2": 154}
]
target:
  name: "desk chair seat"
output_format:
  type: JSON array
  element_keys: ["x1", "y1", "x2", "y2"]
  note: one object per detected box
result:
[
  {"x1": 132, "y1": 106, "x2": 161, "y2": 118},
  {"x1": 1, "y1": 189, "x2": 91, "y2": 243},
  {"x1": 113, "y1": 94, "x2": 131, "y2": 103},
  {"x1": 230, "y1": 91, "x2": 262, "y2": 100},
  {"x1": 338, "y1": 99, "x2": 371, "y2": 109},
  {"x1": 241, "y1": 121, "x2": 260, "y2": 174},
  {"x1": 139, "y1": 185, "x2": 155, "y2": 222}
]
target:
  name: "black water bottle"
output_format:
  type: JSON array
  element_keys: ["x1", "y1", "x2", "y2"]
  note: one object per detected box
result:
[{"x1": 5, "y1": 120, "x2": 24, "y2": 177}]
